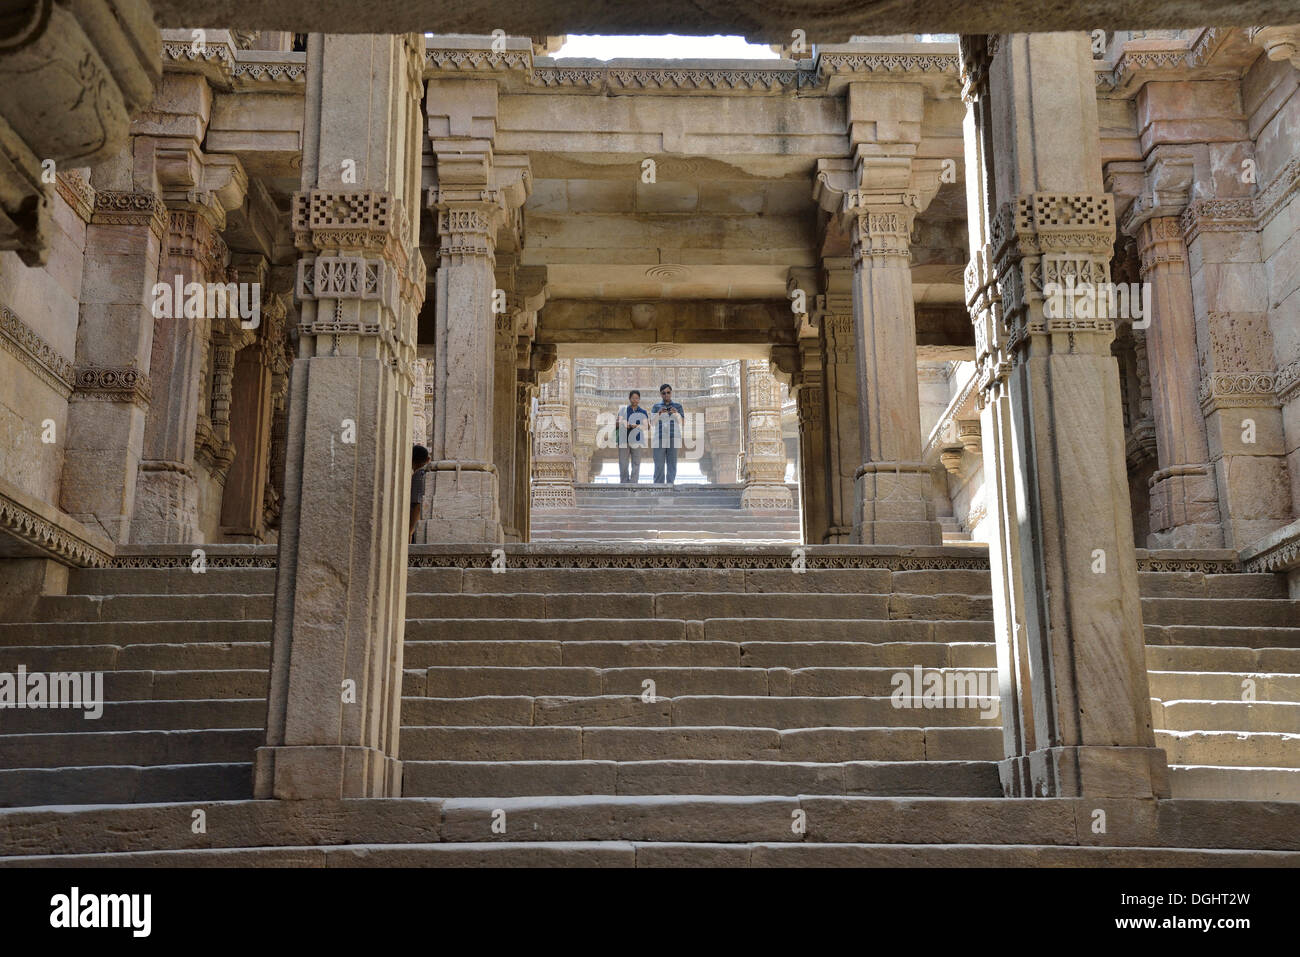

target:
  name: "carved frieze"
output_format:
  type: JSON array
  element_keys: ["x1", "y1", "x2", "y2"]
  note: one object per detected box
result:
[
  {"x1": 92, "y1": 190, "x2": 168, "y2": 240},
  {"x1": 0, "y1": 302, "x2": 75, "y2": 397},
  {"x1": 72, "y1": 365, "x2": 152, "y2": 408}
]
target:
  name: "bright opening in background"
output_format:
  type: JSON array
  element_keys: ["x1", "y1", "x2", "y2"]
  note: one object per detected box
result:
[{"x1": 554, "y1": 35, "x2": 780, "y2": 60}]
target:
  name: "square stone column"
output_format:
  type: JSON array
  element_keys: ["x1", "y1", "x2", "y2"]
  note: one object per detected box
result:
[
  {"x1": 59, "y1": 188, "x2": 167, "y2": 543},
  {"x1": 131, "y1": 203, "x2": 228, "y2": 542},
  {"x1": 532, "y1": 358, "x2": 577, "y2": 508},
  {"x1": 493, "y1": 309, "x2": 521, "y2": 539},
  {"x1": 845, "y1": 190, "x2": 940, "y2": 544},
  {"x1": 817, "y1": 282, "x2": 859, "y2": 544},
  {"x1": 792, "y1": 343, "x2": 829, "y2": 544},
  {"x1": 1182, "y1": 202, "x2": 1294, "y2": 548},
  {"x1": 1130, "y1": 207, "x2": 1224, "y2": 547},
  {"x1": 255, "y1": 33, "x2": 426, "y2": 799},
  {"x1": 961, "y1": 33, "x2": 1167, "y2": 799},
  {"x1": 514, "y1": 379, "x2": 537, "y2": 540},
  {"x1": 740, "y1": 360, "x2": 794, "y2": 510},
  {"x1": 420, "y1": 81, "x2": 529, "y2": 543}
]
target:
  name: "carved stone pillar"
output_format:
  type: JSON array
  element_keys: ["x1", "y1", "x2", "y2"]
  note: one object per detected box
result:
[
  {"x1": 220, "y1": 295, "x2": 285, "y2": 541},
  {"x1": 256, "y1": 33, "x2": 426, "y2": 800},
  {"x1": 1132, "y1": 211, "x2": 1223, "y2": 547},
  {"x1": 531, "y1": 358, "x2": 576, "y2": 509},
  {"x1": 845, "y1": 192, "x2": 940, "y2": 544},
  {"x1": 818, "y1": 279, "x2": 860, "y2": 544},
  {"x1": 572, "y1": 364, "x2": 600, "y2": 484},
  {"x1": 740, "y1": 360, "x2": 793, "y2": 510},
  {"x1": 422, "y1": 80, "x2": 529, "y2": 543},
  {"x1": 1181, "y1": 200, "x2": 1294, "y2": 547},
  {"x1": 131, "y1": 139, "x2": 247, "y2": 542},
  {"x1": 961, "y1": 32, "x2": 1166, "y2": 799},
  {"x1": 261, "y1": 313, "x2": 293, "y2": 535},
  {"x1": 793, "y1": 342, "x2": 829, "y2": 544},
  {"x1": 515, "y1": 380, "x2": 536, "y2": 539},
  {"x1": 702, "y1": 364, "x2": 740, "y2": 485},
  {"x1": 491, "y1": 309, "x2": 520, "y2": 536},
  {"x1": 59, "y1": 189, "x2": 165, "y2": 543}
]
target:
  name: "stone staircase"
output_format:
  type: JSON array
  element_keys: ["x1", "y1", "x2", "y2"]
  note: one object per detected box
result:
[
  {"x1": 1, "y1": 549, "x2": 1296, "y2": 816},
  {"x1": 530, "y1": 484, "x2": 802, "y2": 542}
]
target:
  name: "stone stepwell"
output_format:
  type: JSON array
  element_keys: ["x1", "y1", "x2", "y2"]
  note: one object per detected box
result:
[{"x1": 1, "y1": 545, "x2": 1297, "y2": 865}]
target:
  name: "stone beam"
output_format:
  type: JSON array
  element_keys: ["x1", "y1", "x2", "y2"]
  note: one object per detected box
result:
[
  {"x1": 147, "y1": 1, "x2": 1296, "y2": 42},
  {"x1": 537, "y1": 299, "x2": 795, "y2": 348}
]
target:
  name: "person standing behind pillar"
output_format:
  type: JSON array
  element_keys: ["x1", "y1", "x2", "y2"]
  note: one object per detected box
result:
[
  {"x1": 617, "y1": 390, "x2": 650, "y2": 484},
  {"x1": 651, "y1": 383, "x2": 685, "y2": 485},
  {"x1": 410, "y1": 444, "x2": 430, "y2": 543}
]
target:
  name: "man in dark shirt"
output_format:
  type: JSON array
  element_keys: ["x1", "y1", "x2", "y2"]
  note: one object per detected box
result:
[
  {"x1": 651, "y1": 383, "x2": 684, "y2": 485},
  {"x1": 410, "y1": 444, "x2": 429, "y2": 543},
  {"x1": 617, "y1": 390, "x2": 650, "y2": 483}
]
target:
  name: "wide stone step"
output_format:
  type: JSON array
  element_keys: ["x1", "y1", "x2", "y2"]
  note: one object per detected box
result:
[
  {"x1": 1141, "y1": 597, "x2": 1300, "y2": 628},
  {"x1": 0, "y1": 620, "x2": 269, "y2": 645},
  {"x1": 1145, "y1": 645, "x2": 1300, "y2": 673},
  {"x1": 0, "y1": 698, "x2": 266, "y2": 734},
  {"x1": 532, "y1": 515, "x2": 802, "y2": 525},
  {"x1": 0, "y1": 668, "x2": 266, "y2": 701},
  {"x1": 30, "y1": 594, "x2": 273, "y2": 623},
  {"x1": 0, "y1": 642, "x2": 271, "y2": 672},
  {"x1": 0, "y1": 763, "x2": 252, "y2": 807},
  {"x1": 1169, "y1": 765, "x2": 1300, "y2": 802},
  {"x1": 6, "y1": 840, "x2": 1296, "y2": 867},
  {"x1": 400, "y1": 639, "x2": 996, "y2": 669},
  {"x1": 441, "y1": 568, "x2": 992, "y2": 595},
  {"x1": 1147, "y1": 670, "x2": 1300, "y2": 702},
  {"x1": 531, "y1": 531, "x2": 801, "y2": 542},
  {"x1": 1152, "y1": 699, "x2": 1300, "y2": 734},
  {"x1": 407, "y1": 665, "x2": 1000, "y2": 699},
  {"x1": 739, "y1": 641, "x2": 997, "y2": 669},
  {"x1": 403, "y1": 592, "x2": 995, "y2": 621},
  {"x1": 398, "y1": 725, "x2": 1002, "y2": 762},
  {"x1": 399, "y1": 694, "x2": 999, "y2": 729},
  {"x1": 402, "y1": 618, "x2": 995, "y2": 645},
  {"x1": 2, "y1": 796, "x2": 1298, "y2": 860},
  {"x1": 1137, "y1": 572, "x2": 1289, "y2": 599},
  {"x1": 1144, "y1": 625, "x2": 1300, "y2": 649},
  {"x1": 401, "y1": 758, "x2": 1002, "y2": 797},
  {"x1": 65, "y1": 567, "x2": 276, "y2": 597},
  {"x1": 0, "y1": 728, "x2": 261, "y2": 768},
  {"x1": 1156, "y1": 730, "x2": 1300, "y2": 768}
]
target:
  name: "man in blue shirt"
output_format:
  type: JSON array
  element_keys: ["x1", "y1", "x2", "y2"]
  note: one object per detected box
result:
[
  {"x1": 651, "y1": 383, "x2": 685, "y2": 485},
  {"x1": 617, "y1": 390, "x2": 650, "y2": 483}
]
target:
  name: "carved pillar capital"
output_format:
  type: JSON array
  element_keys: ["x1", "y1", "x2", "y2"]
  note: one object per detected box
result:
[
  {"x1": 1135, "y1": 215, "x2": 1187, "y2": 277},
  {"x1": 989, "y1": 191, "x2": 1118, "y2": 355}
]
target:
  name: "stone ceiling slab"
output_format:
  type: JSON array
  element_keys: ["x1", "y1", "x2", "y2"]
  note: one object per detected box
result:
[{"x1": 150, "y1": 1, "x2": 1298, "y2": 42}]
